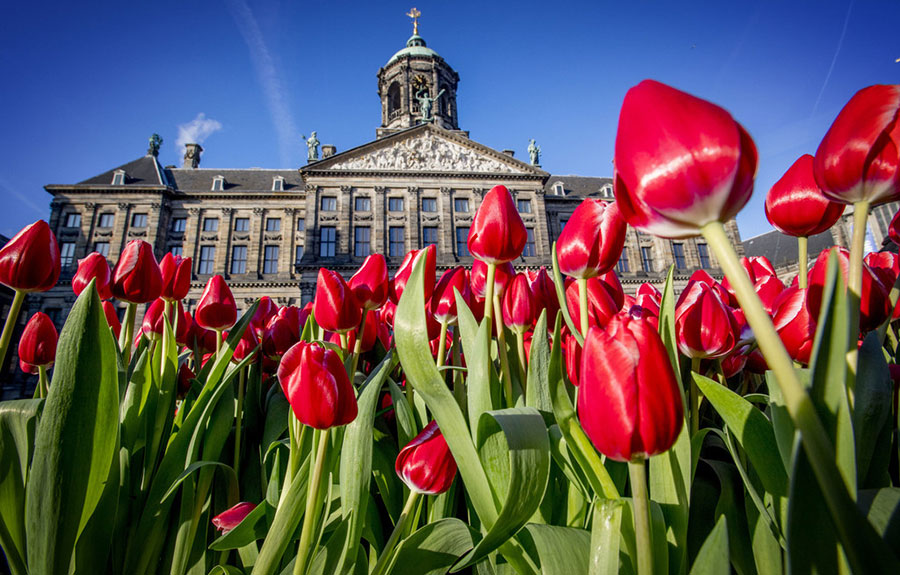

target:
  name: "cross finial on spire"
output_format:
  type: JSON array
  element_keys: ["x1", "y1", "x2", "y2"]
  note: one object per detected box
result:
[{"x1": 406, "y1": 7, "x2": 421, "y2": 35}]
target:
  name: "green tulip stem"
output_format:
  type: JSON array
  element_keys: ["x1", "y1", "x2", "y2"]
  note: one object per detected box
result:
[
  {"x1": 370, "y1": 490, "x2": 421, "y2": 575},
  {"x1": 294, "y1": 427, "x2": 331, "y2": 575},
  {"x1": 0, "y1": 289, "x2": 25, "y2": 370},
  {"x1": 577, "y1": 277, "x2": 590, "y2": 339},
  {"x1": 234, "y1": 366, "x2": 246, "y2": 479},
  {"x1": 847, "y1": 200, "x2": 870, "y2": 392},
  {"x1": 690, "y1": 357, "x2": 701, "y2": 436},
  {"x1": 451, "y1": 326, "x2": 466, "y2": 412},
  {"x1": 628, "y1": 458, "x2": 653, "y2": 575},
  {"x1": 515, "y1": 330, "x2": 528, "y2": 392},
  {"x1": 119, "y1": 302, "x2": 137, "y2": 364},
  {"x1": 483, "y1": 262, "x2": 496, "y2": 324},
  {"x1": 703, "y1": 220, "x2": 867, "y2": 566},
  {"x1": 38, "y1": 365, "x2": 49, "y2": 398},
  {"x1": 493, "y1": 297, "x2": 514, "y2": 407},
  {"x1": 215, "y1": 329, "x2": 223, "y2": 358},
  {"x1": 798, "y1": 235, "x2": 809, "y2": 289},
  {"x1": 436, "y1": 319, "x2": 448, "y2": 369},
  {"x1": 350, "y1": 311, "x2": 368, "y2": 379}
]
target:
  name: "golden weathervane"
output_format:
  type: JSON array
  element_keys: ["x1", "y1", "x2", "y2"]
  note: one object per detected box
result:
[{"x1": 406, "y1": 7, "x2": 421, "y2": 35}]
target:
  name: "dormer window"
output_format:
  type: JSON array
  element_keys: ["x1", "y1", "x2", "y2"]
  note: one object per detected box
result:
[
  {"x1": 112, "y1": 170, "x2": 126, "y2": 186},
  {"x1": 601, "y1": 184, "x2": 614, "y2": 199},
  {"x1": 273, "y1": 176, "x2": 285, "y2": 192},
  {"x1": 553, "y1": 182, "x2": 564, "y2": 196},
  {"x1": 212, "y1": 175, "x2": 225, "y2": 191}
]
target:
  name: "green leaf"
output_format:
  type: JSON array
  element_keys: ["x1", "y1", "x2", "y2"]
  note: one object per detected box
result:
[
  {"x1": 453, "y1": 408, "x2": 551, "y2": 571},
  {"x1": 858, "y1": 488, "x2": 900, "y2": 545},
  {"x1": 388, "y1": 377, "x2": 416, "y2": 448},
  {"x1": 210, "y1": 501, "x2": 271, "y2": 551},
  {"x1": 525, "y1": 311, "x2": 553, "y2": 416},
  {"x1": 162, "y1": 460, "x2": 239, "y2": 502},
  {"x1": 25, "y1": 281, "x2": 120, "y2": 575},
  {"x1": 590, "y1": 498, "x2": 625, "y2": 575},
  {"x1": 854, "y1": 332, "x2": 893, "y2": 488},
  {"x1": 208, "y1": 566, "x2": 245, "y2": 575},
  {"x1": 388, "y1": 519, "x2": 482, "y2": 575},
  {"x1": 745, "y1": 490, "x2": 782, "y2": 575},
  {"x1": 456, "y1": 293, "x2": 496, "y2": 439},
  {"x1": 649, "y1": 421, "x2": 690, "y2": 575},
  {"x1": 521, "y1": 523, "x2": 590, "y2": 575},
  {"x1": 0, "y1": 399, "x2": 43, "y2": 575},
  {"x1": 706, "y1": 460, "x2": 758, "y2": 575},
  {"x1": 251, "y1": 454, "x2": 311, "y2": 575},
  {"x1": 689, "y1": 516, "x2": 729, "y2": 575},
  {"x1": 550, "y1": 243, "x2": 582, "y2": 346},
  {"x1": 657, "y1": 265, "x2": 682, "y2": 389}
]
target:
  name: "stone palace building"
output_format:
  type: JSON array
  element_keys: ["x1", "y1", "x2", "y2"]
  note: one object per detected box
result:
[{"x1": 31, "y1": 17, "x2": 743, "y2": 330}]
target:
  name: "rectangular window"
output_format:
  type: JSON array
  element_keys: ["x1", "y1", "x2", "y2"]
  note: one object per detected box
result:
[
  {"x1": 231, "y1": 245, "x2": 247, "y2": 274},
  {"x1": 295, "y1": 245, "x2": 304, "y2": 264},
  {"x1": 234, "y1": 217, "x2": 250, "y2": 232},
  {"x1": 296, "y1": 219, "x2": 306, "y2": 232},
  {"x1": 389, "y1": 197, "x2": 404, "y2": 212},
  {"x1": 698, "y1": 243, "x2": 710, "y2": 268},
  {"x1": 93, "y1": 242, "x2": 110, "y2": 257},
  {"x1": 354, "y1": 226, "x2": 371, "y2": 257},
  {"x1": 131, "y1": 213, "x2": 148, "y2": 228},
  {"x1": 422, "y1": 198, "x2": 437, "y2": 212},
  {"x1": 171, "y1": 217, "x2": 186, "y2": 232},
  {"x1": 641, "y1": 246, "x2": 654, "y2": 273},
  {"x1": 422, "y1": 226, "x2": 438, "y2": 247},
  {"x1": 320, "y1": 197, "x2": 337, "y2": 211},
  {"x1": 454, "y1": 198, "x2": 469, "y2": 213},
  {"x1": 263, "y1": 246, "x2": 279, "y2": 274},
  {"x1": 354, "y1": 197, "x2": 371, "y2": 211},
  {"x1": 65, "y1": 213, "x2": 81, "y2": 227},
  {"x1": 198, "y1": 245, "x2": 216, "y2": 274},
  {"x1": 389, "y1": 227, "x2": 405, "y2": 257},
  {"x1": 60, "y1": 242, "x2": 76, "y2": 269},
  {"x1": 170, "y1": 245, "x2": 183, "y2": 257},
  {"x1": 559, "y1": 218, "x2": 568, "y2": 235},
  {"x1": 616, "y1": 254, "x2": 630, "y2": 273},
  {"x1": 266, "y1": 217, "x2": 281, "y2": 232},
  {"x1": 203, "y1": 217, "x2": 219, "y2": 232},
  {"x1": 517, "y1": 199, "x2": 532, "y2": 213},
  {"x1": 523, "y1": 228, "x2": 536, "y2": 257},
  {"x1": 320, "y1": 226, "x2": 336, "y2": 257},
  {"x1": 672, "y1": 242, "x2": 686, "y2": 269},
  {"x1": 456, "y1": 226, "x2": 470, "y2": 257},
  {"x1": 98, "y1": 213, "x2": 114, "y2": 228}
]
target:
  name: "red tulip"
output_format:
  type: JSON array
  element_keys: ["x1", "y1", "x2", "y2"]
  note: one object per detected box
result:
[
  {"x1": 765, "y1": 154, "x2": 844, "y2": 237},
  {"x1": 72, "y1": 253, "x2": 112, "y2": 300},
  {"x1": 807, "y1": 247, "x2": 891, "y2": 333},
  {"x1": 562, "y1": 329, "x2": 582, "y2": 386},
  {"x1": 502, "y1": 273, "x2": 536, "y2": 333},
  {"x1": 614, "y1": 80, "x2": 757, "y2": 238},
  {"x1": 380, "y1": 300, "x2": 397, "y2": 330},
  {"x1": 314, "y1": 268, "x2": 362, "y2": 334},
  {"x1": 195, "y1": 275, "x2": 237, "y2": 332},
  {"x1": 754, "y1": 274, "x2": 785, "y2": 315},
  {"x1": 470, "y1": 259, "x2": 514, "y2": 300},
  {"x1": 350, "y1": 254, "x2": 389, "y2": 310},
  {"x1": 328, "y1": 309, "x2": 379, "y2": 354},
  {"x1": 232, "y1": 325, "x2": 260, "y2": 363},
  {"x1": 675, "y1": 278, "x2": 738, "y2": 359},
  {"x1": 262, "y1": 307, "x2": 303, "y2": 359},
  {"x1": 395, "y1": 420, "x2": 457, "y2": 495},
  {"x1": 556, "y1": 199, "x2": 626, "y2": 279},
  {"x1": 0, "y1": 220, "x2": 60, "y2": 292},
  {"x1": 159, "y1": 252, "x2": 192, "y2": 302},
  {"x1": 390, "y1": 245, "x2": 436, "y2": 304},
  {"x1": 186, "y1": 315, "x2": 218, "y2": 356},
  {"x1": 142, "y1": 299, "x2": 188, "y2": 341},
  {"x1": 814, "y1": 85, "x2": 900, "y2": 206},
  {"x1": 18, "y1": 312, "x2": 58, "y2": 369},
  {"x1": 111, "y1": 240, "x2": 162, "y2": 304},
  {"x1": 565, "y1": 277, "x2": 618, "y2": 329},
  {"x1": 278, "y1": 341, "x2": 358, "y2": 429},
  {"x1": 431, "y1": 267, "x2": 470, "y2": 326},
  {"x1": 890, "y1": 209, "x2": 900, "y2": 246},
  {"x1": 635, "y1": 283, "x2": 661, "y2": 317},
  {"x1": 102, "y1": 301, "x2": 122, "y2": 339},
  {"x1": 467, "y1": 185, "x2": 528, "y2": 264},
  {"x1": 864, "y1": 251, "x2": 899, "y2": 291},
  {"x1": 250, "y1": 296, "x2": 279, "y2": 340},
  {"x1": 212, "y1": 502, "x2": 257, "y2": 533},
  {"x1": 772, "y1": 287, "x2": 816, "y2": 365},
  {"x1": 597, "y1": 270, "x2": 625, "y2": 311},
  {"x1": 177, "y1": 362, "x2": 195, "y2": 398},
  {"x1": 720, "y1": 350, "x2": 748, "y2": 379},
  {"x1": 577, "y1": 315, "x2": 683, "y2": 461},
  {"x1": 526, "y1": 267, "x2": 560, "y2": 327}
]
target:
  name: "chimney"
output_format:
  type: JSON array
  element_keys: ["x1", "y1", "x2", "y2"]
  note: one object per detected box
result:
[
  {"x1": 322, "y1": 145, "x2": 337, "y2": 158},
  {"x1": 183, "y1": 143, "x2": 203, "y2": 169},
  {"x1": 502, "y1": 149, "x2": 515, "y2": 157}
]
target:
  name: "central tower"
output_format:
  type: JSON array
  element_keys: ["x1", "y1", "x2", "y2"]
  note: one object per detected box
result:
[{"x1": 376, "y1": 9, "x2": 461, "y2": 138}]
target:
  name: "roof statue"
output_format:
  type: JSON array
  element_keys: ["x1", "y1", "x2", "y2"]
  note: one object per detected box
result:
[
  {"x1": 528, "y1": 139, "x2": 541, "y2": 166},
  {"x1": 406, "y1": 7, "x2": 421, "y2": 35},
  {"x1": 148, "y1": 133, "x2": 162, "y2": 157},
  {"x1": 416, "y1": 88, "x2": 445, "y2": 123},
  {"x1": 302, "y1": 132, "x2": 320, "y2": 162}
]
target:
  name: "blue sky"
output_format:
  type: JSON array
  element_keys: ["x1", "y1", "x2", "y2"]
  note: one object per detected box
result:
[{"x1": 0, "y1": 0, "x2": 897, "y2": 240}]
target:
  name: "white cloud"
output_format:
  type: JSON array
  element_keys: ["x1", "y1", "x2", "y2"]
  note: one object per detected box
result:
[{"x1": 175, "y1": 113, "x2": 223, "y2": 157}]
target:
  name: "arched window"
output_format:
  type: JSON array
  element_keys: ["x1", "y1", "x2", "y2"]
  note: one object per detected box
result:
[{"x1": 387, "y1": 82, "x2": 402, "y2": 117}]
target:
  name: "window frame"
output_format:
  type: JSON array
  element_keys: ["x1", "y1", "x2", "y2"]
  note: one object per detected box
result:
[
  {"x1": 198, "y1": 245, "x2": 216, "y2": 274},
  {"x1": 319, "y1": 226, "x2": 336, "y2": 258},
  {"x1": 263, "y1": 245, "x2": 280, "y2": 274},
  {"x1": 641, "y1": 246, "x2": 654, "y2": 273},
  {"x1": 455, "y1": 226, "x2": 470, "y2": 257},
  {"x1": 202, "y1": 217, "x2": 219, "y2": 232},
  {"x1": 672, "y1": 242, "x2": 686, "y2": 269},
  {"x1": 131, "y1": 213, "x2": 148, "y2": 228},
  {"x1": 93, "y1": 241, "x2": 110, "y2": 257},
  {"x1": 389, "y1": 226, "x2": 405, "y2": 257},
  {"x1": 171, "y1": 217, "x2": 187, "y2": 232},
  {"x1": 454, "y1": 198, "x2": 469, "y2": 213},
  {"x1": 354, "y1": 226, "x2": 371, "y2": 257},
  {"x1": 523, "y1": 228, "x2": 536, "y2": 257},
  {"x1": 231, "y1": 245, "x2": 248, "y2": 275},
  {"x1": 320, "y1": 196, "x2": 337, "y2": 212},
  {"x1": 421, "y1": 197, "x2": 438, "y2": 212},
  {"x1": 64, "y1": 213, "x2": 81, "y2": 228},
  {"x1": 60, "y1": 241, "x2": 76, "y2": 269},
  {"x1": 98, "y1": 213, "x2": 115, "y2": 228},
  {"x1": 234, "y1": 217, "x2": 250, "y2": 232},
  {"x1": 422, "y1": 226, "x2": 439, "y2": 247},
  {"x1": 265, "y1": 217, "x2": 281, "y2": 232},
  {"x1": 698, "y1": 243, "x2": 711, "y2": 268},
  {"x1": 517, "y1": 199, "x2": 532, "y2": 213},
  {"x1": 388, "y1": 197, "x2": 405, "y2": 212},
  {"x1": 354, "y1": 196, "x2": 372, "y2": 212}
]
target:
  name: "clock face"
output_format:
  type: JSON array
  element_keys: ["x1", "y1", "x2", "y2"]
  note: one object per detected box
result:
[{"x1": 412, "y1": 75, "x2": 428, "y2": 93}]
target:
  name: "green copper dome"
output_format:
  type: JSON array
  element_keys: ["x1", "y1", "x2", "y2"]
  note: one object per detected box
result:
[{"x1": 387, "y1": 34, "x2": 439, "y2": 64}]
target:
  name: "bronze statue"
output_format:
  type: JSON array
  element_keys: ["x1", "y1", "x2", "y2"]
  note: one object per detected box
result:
[
  {"x1": 302, "y1": 132, "x2": 320, "y2": 161},
  {"x1": 528, "y1": 138, "x2": 541, "y2": 166},
  {"x1": 416, "y1": 88, "x2": 445, "y2": 123},
  {"x1": 148, "y1": 133, "x2": 162, "y2": 157}
]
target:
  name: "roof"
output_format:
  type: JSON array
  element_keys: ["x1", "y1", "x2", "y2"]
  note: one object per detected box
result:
[
  {"x1": 544, "y1": 175, "x2": 614, "y2": 199},
  {"x1": 165, "y1": 168, "x2": 303, "y2": 192},
  {"x1": 742, "y1": 229, "x2": 835, "y2": 268},
  {"x1": 78, "y1": 155, "x2": 168, "y2": 187},
  {"x1": 387, "y1": 34, "x2": 439, "y2": 64}
]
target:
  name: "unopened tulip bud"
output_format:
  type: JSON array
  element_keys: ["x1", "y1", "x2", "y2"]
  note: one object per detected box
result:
[
  {"x1": 111, "y1": 240, "x2": 162, "y2": 304},
  {"x1": 195, "y1": 275, "x2": 237, "y2": 332},
  {"x1": 556, "y1": 199, "x2": 626, "y2": 279},
  {"x1": 0, "y1": 220, "x2": 60, "y2": 293},
  {"x1": 18, "y1": 312, "x2": 57, "y2": 369},
  {"x1": 350, "y1": 254, "x2": 389, "y2": 310},
  {"x1": 277, "y1": 341, "x2": 358, "y2": 429},
  {"x1": 314, "y1": 268, "x2": 362, "y2": 334},
  {"x1": 159, "y1": 252, "x2": 192, "y2": 302},
  {"x1": 395, "y1": 420, "x2": 457, "y2": 495},
  {"x1": 73, "y1": 252, "x2": 112, "y2": 300}
]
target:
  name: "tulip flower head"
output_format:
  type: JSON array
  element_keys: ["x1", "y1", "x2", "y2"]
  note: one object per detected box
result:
[
  {"x1": 0, "y1": 220, "x2": 61, "y2": 293},
  {"x1": 765, "y1": 154, "x2": 844, "y2": 237},
  {"x1": 614, "y1": 80, "x2": 757, "y2": 238},
  {"x1": 195, "y1": 275, "x2": 237, "y2": 332},
  {"x1": 111, "y1": 240, "x2": 163, "y2": 304},
  {"x1": 212, "y1": 502, "x2": 257, "y2": 533},
  {"x1": 431, "y1": 266, "x2": 470, "y2": 326},
  {"x1": 674, "y1": 278, "x2": 739, "y2": 359},
  {"x1": 467, "y1": 185, "x2": 528, "y2": 264},
  {"x1": 102, "y1": 301, "x2": 122, "y2": 339},
  {"x1": 395, "y1": 420, "x2": 457, "y2": 495},
  {"x1": 807, "y1": 247, "x2": 891, "y2": 333},
  {"x1": 159, "y1": 252, "x2": 193, "y2": 302},
  {"x1": 556, "y1": 199, "x2": 626, "y2": 279},
  {"x1": 18, "y1": 312, "x2": 58, "y2": 370},
  {"x1": 350, "y1": 253, "x2": 389, "y2": 310},
  {"x1": 502, "y1": 273, "x2": 536, "y2": 333},
  {"x1": 773, "y1": 287, "x2": 816, "y2": 365},
  {"x1": 314, "y1": 268, "x2": 362, "y2": 334},
  {"x1": 277, "y1": 340, "x2": 358, "y2": 429},
  {"x1": 72, "y1": 252, "x2": 113, "y2": 300},
  {"x1": 390, "y1": 245, "x2": 436, "y2": 304},
  {"x1": 578, "y1": 315, "x2": 683, "y2": 462}
]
